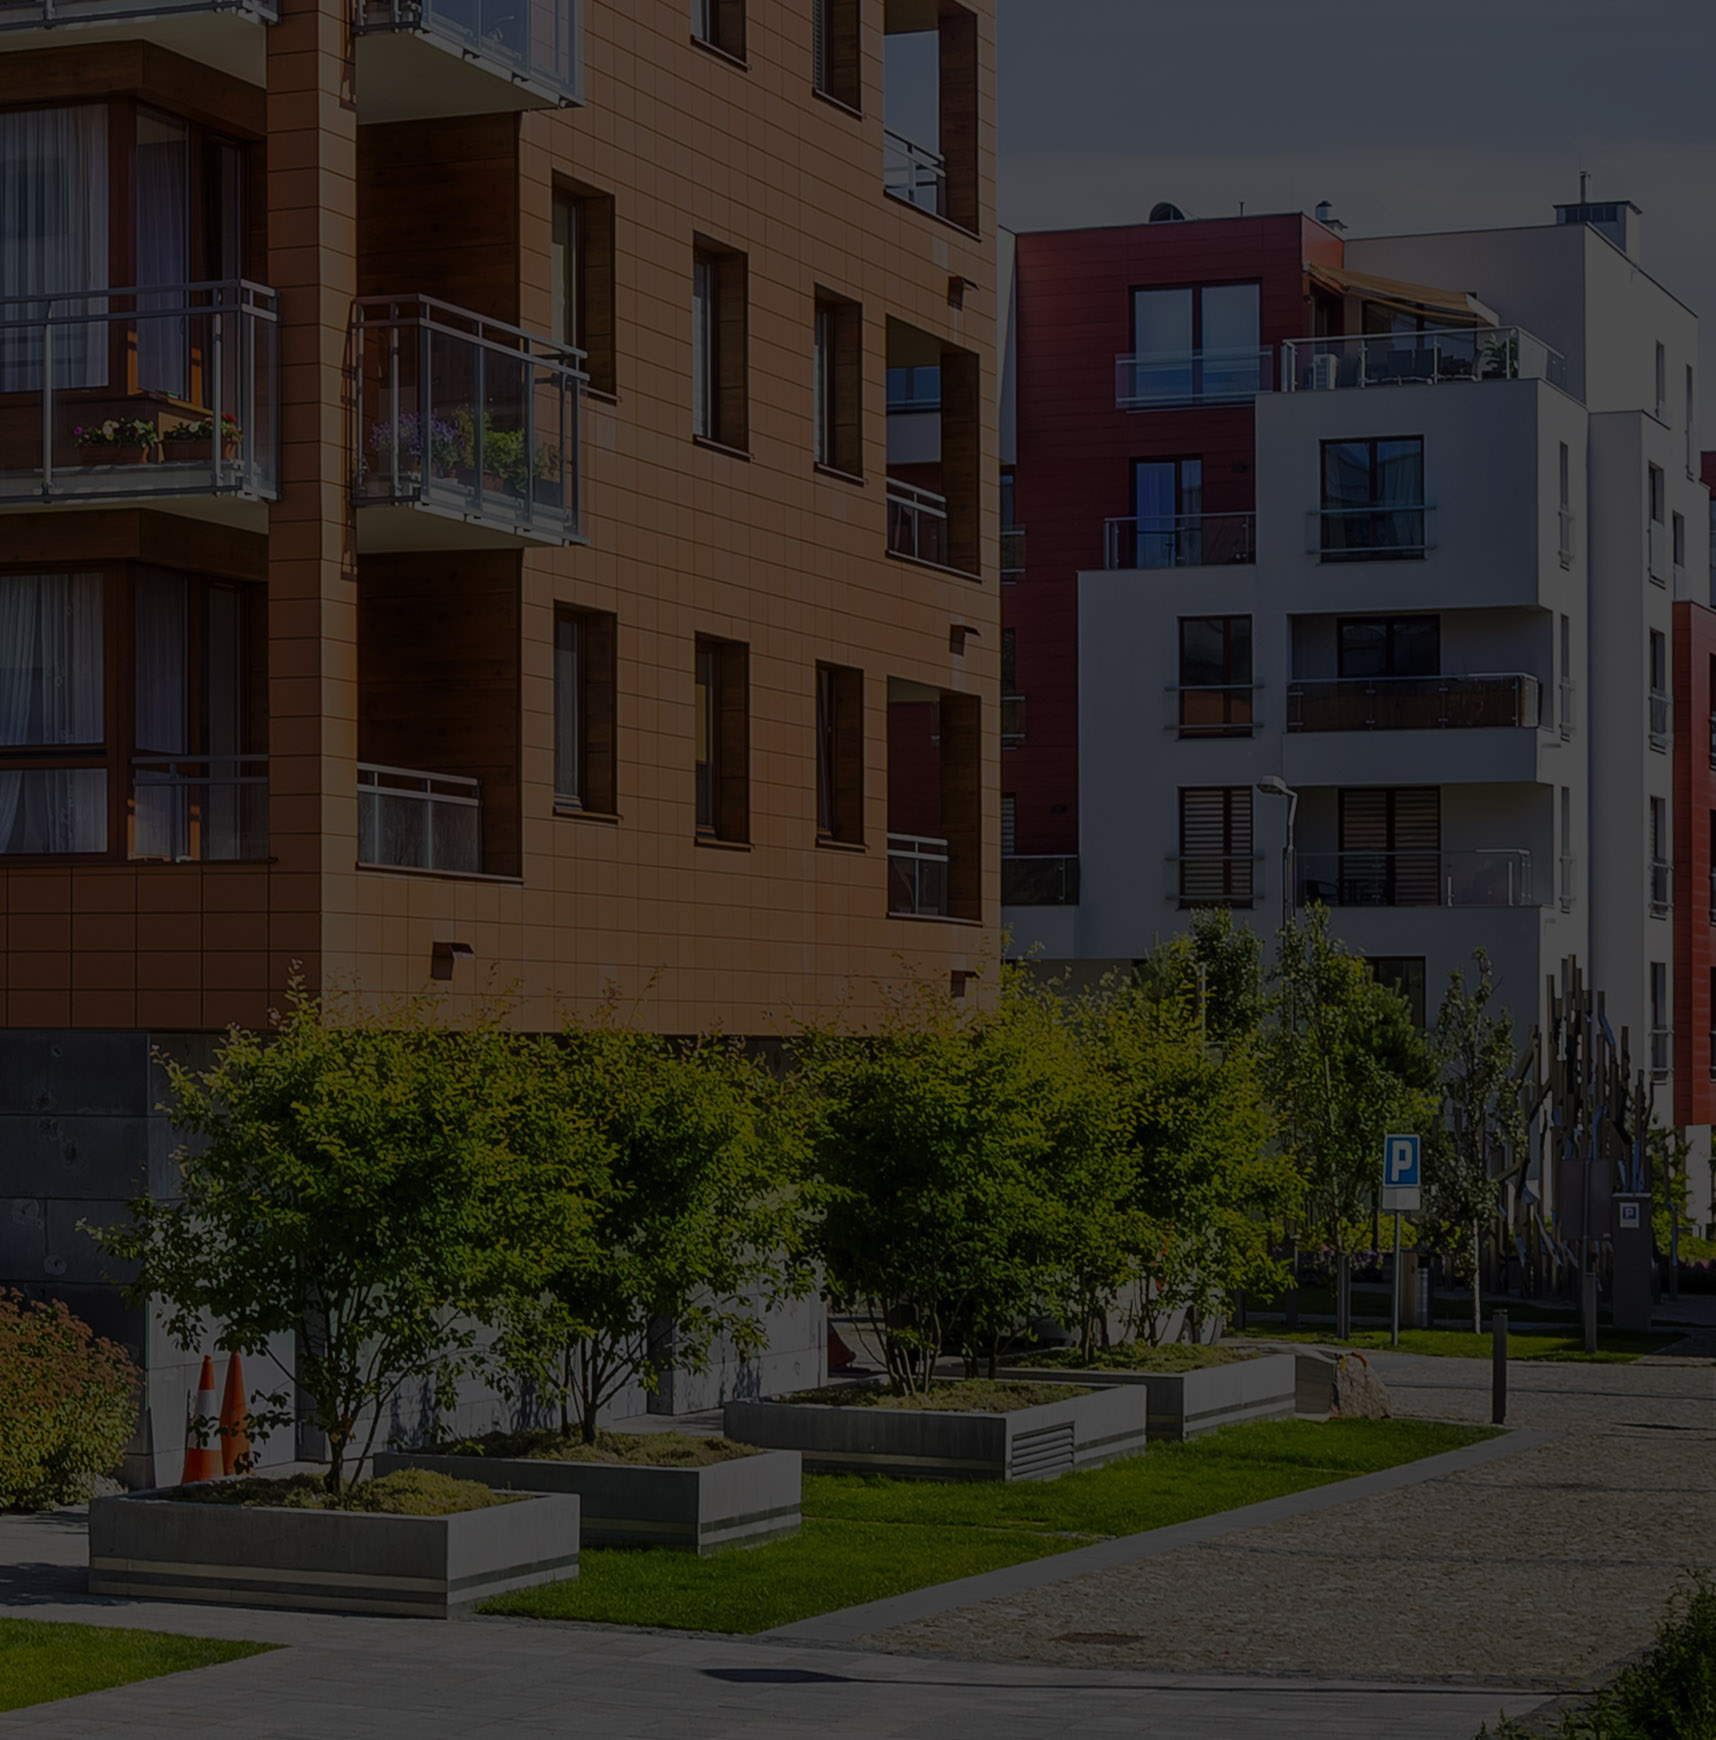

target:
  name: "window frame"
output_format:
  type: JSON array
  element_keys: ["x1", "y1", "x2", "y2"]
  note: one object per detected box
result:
[
  {"x1": 812, "y1": 288, "x2": 862, "y2": 478},
  {"x1": 691, "y1": 239, "x2": 748, "y2": 452},
  {"x1": 814, "y1": 661, "x2": 864, "y2": 846},
  {"x1": 553, "y1": 605, "x2": 617, "y2": 817},
  {"x1": 1177, "y1": 614, "x2": 1254, "y2": 737},
  {"x1": 551, "y1": 181, "x2": 617, "y2": 398},
  {"x1": 812, "y1": 0, "x2": 861, "y2": 111},
  {"x1": 694, "y1": 634, "x2": 749, "y2": 843},
  {"x1": 691, "y1": 0, "x2": 747, "y2": 62}
]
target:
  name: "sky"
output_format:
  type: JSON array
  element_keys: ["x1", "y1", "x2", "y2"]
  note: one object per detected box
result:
[{"x1": 995, "y1": 0, "x2": 1716, "y2": 386}]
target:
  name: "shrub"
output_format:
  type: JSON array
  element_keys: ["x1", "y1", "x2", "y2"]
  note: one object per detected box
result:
[{"x1": 0, "y1": 1291, "x2": 138, "y2": 1510}]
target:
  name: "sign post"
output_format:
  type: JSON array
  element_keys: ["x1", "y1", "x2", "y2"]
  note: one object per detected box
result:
[{"x1": 1381, "y1": 1134, "x2": 1421, "y2": 1349}]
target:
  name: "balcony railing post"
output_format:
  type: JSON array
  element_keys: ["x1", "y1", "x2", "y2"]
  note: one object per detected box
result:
[
  {"x1": 473, "y1": 332, "x2": 486, "y2": 511},
  {"x1": 40, "y1": 310, "x2": 53, "y2": 501},
  {"x1": 523, "y1": 341, "x2": 536, "y2": 531},
  {"x1": 211, "y1": 292, "x2": 224, "y2": 493}
]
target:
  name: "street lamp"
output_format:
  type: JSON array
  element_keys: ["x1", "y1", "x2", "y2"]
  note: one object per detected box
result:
[{"x1": 1256, "y1": 776, "x2": 1299, "y2": 933}]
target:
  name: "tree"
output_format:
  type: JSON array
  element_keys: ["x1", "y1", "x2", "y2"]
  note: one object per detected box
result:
[
  {"x1": 1428, "y1": 949, "x2": 1527, "y2": 1333},
  {"x1": 489, "y1": 1023, "x2": 804, "y2": 1443},
  {"x1": 96, "y1": 982, "x2": 594, "y2": 1498}
]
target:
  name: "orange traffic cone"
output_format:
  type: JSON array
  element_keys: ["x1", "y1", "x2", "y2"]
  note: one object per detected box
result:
[
  {"x1": 219, "y1": 1352, "x2": 251, "y2": 1476},
  {"x1": 179, "y1": 1356, "x2": 222, "y2": 1484}
]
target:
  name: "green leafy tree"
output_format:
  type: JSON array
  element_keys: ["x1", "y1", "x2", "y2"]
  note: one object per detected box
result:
[
  {"x1": 489, "y1": 1023, "x2": 805, "y2": 1443},
  {"x1": 95, "y1": 982, "x2": 594, "y2": 1499},
  {"x1": 1428, "y1": 949, "x2": 1527, "y2": 1333}
]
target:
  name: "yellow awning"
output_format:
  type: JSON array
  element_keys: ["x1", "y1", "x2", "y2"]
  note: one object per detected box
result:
[{"x1": 1308, "y1": 263, "x2": 1497, "y2": 326}]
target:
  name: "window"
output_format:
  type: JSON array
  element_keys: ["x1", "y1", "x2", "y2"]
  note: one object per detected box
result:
[
  {"x1": 1560, "y1": 614, "x2": 1574, "y2": 739},
  {"x1": 1126, "y1": 283, "x2": 1261, "y2": 403},
  {"x1": 551, "y1": 185, "x2": 616, "y2": 396},
  {"x1": 813, "y1": 291, "x2": 862, "y2": 477},
  {"x1": 1130, "y1": 457, "x2": 1203, "y2": 567},
  {"x1": 1337, "y1": 616, "x2": 1439, "y2": 680},
  {"x1": 691, "y1": 242, "x2": 747, "y2": 450},
  {"x1": 692, "y1": 0, "x2": 745, "y2": 60},
  {"x1": 1560, "y1": 785, "x2": 1574, "y2": 911},
  {"x1": 1650, "y1": 630, "x2": 1669, "y2": 749},
  {"x1": 1178, "y1": 617, "x2": 1253, "y2": 736},
  {"x1": 1320, "y1": 437, "x2": 1425, "y2": 560},
  {"x1": 1649, "y1": 463, "x2": 1666, "y2": 525},
  {"x1": 1558, "y1": 441, "x2": 1573, "y2": 568},
  {"x1": 1000, "y1": 629, "x2": 1023, "y2": 744},
  {"x1": 1650, "y1": 796, "x2": 1670, "y2": 917},
  {"x1": 1368, "y1": 957, "x2": 1427, "y2": 1028},
  {"x1": 1177, "y1": 787, "x2": 1253, "y2": 906},
  {"x1": 1650, "y1": 961, "x2": 1669, "y2": 1079},
  {"x1": 882, "y1": 2, "x2": 979, "y2": 233},
  {"x1": 1655, "y1": 342, "x2": 1667, "y2": 420},
  {"x1": 813, "y1": 0, "x2": 860, "y2": 109},
  {"x1": 1674, "y1": 511, "x2": 1686, "y2": 574},
  {"x1": 1709, "y1": 812, "x2": 1716, "y2": 920},
  {"x1": 1335, "y1": 788, "x2": 1440, "y2": 907},
  {"x1": 553, "y1": 608, "x2": 616, "y2": 815},
  {"x1": 815, "y1": 662, "x2": 863, "y2": 844},
  {"x1": 1000, "y1": 792, "x2": 1015, "y2": 857},
  {"x1": 694, "y1": 636, "x2": 748, "y2": 841}
]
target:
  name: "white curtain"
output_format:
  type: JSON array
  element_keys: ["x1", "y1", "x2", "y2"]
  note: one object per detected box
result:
[
  {"x1": 136, "y1": 113, "x2": 189, "y2": 399},
  {"x1": 0, "y1": 573, "x2": 105, "y2": 854},
  {"x1": 0, "y1": 106, "x2": 109, "y2": 393}
]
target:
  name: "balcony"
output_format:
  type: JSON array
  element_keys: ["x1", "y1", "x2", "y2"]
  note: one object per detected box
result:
[
  {"x1": 1650, "y1": 857, "x2": 1671, "y2": 918},
  {"x1": 131, "y1": 755, "x2": 268, "y2": 862},
  {"x1": 1002, "y1": 854, "x2": 1080, "y2": 907},
  {"x1": 354, "y1": 296, "x2": 583, "y2": 551},
  {"x1": 354, "y1": 0, "x2": 581, "y2": 120},
  {"x1": 1310, "y1": 504, "x2": 1434, "y2": 562},
  {"x1": 1287, "y1": 674, "x2": 1541, "y2": 733},
  {"x1": 1167, "y1": 854, "x2": 1262, "y2": 908},
  {"x1": 885, "y1": 478, "x2": 949, "y2": 567},
  {"x1": 1001, "y1": 526, "x2": 1025, "y2": 584},
  {"x1": 0, "y1": 281, "x2": 278, "y2": 525},
  {"x1": 1115, "y1": 347, "x2": 1273, "y2": 410},
  {"x1": 0, "y1": 0, "x2": 274, "y2": 80},
  {"x1": 358, "y1": 763, "x2": 482, "y2": 875},
  {"x1": 887, "y1": 832, "x2": 948, "y2": 917},
  {"x1": 883, "y1": 129, "x2": 947, "y2": 219},
  {"x1": 1169, "y1": 683, "x2": 1260, "y2": 739},
  {"x1": 1650, "y1": 689, "x2": 1670, "y2": 750},
  {"x1": 1297, "y1": 849, "x2": 1535, "y2": 909},
  {"x1": 1103, "y1": 512, "x2": 1255, "y2": 569},
  {"x1": 1281, "y1": 326, "x2": 1567, "y2": 393}
]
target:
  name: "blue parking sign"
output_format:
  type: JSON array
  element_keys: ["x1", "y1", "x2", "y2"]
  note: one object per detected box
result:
[{"x1": 1384, "y1": 1134, "x2": 1420, "y2": 1188}]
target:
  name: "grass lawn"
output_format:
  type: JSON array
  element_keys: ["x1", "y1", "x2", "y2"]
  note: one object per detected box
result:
[
  {"x1": 481, "y1": 1415, "x2": 1490, "y2": 1635},
  {"x1": 1233, "y1": 1325, "x2": 1679, "y2": 1362},
  {"x1": 0, "y1": 1617, "x2": 274, "y2": 1714}
]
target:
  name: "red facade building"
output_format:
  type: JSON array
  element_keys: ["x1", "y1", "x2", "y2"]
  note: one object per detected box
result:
[{"x1": 1675, "y1": 452, "x2": 1716, "y2": 1123}]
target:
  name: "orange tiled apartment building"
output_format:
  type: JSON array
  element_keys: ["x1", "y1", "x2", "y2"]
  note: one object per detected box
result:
[{"x1": 0, "y1": 0, "x2": 998, "y2": 1472}]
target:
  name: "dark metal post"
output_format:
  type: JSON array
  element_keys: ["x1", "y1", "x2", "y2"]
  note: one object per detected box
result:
[
  {"x1": 1582, "y1": 1270, "x2": 1598, "y2": 1355},
  {"x1": 1336, "y1": 1252, "x2": 1351, "y2": 1341},
  {"x1": 1491, "y1": 1309, "x2": 1507, "y2": 1425}
]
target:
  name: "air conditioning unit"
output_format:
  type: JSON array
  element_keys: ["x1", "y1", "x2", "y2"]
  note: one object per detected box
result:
[{"x1": 1308, "y1": 353, "x2": 1341, "y2": 391}]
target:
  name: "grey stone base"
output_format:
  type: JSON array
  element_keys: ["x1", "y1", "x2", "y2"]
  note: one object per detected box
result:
[
  {"x1": 373, "y1": 1448, "x2": 801, "y2": 1554},
  {"x1": 722, "y1": 1385, "x2": 1147, "y2": 1481},
  {"x1": 88, "y1": 1487, "x2": 579, "y2": 1618},
  {"x1": 1000, "y1": 1353, "x2": 1298, "y2": 1441}
]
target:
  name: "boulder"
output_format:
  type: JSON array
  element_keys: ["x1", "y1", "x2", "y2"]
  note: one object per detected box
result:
[{"x1": 1332, "y1": 1351, "x2": 1390, "y2": 1419}]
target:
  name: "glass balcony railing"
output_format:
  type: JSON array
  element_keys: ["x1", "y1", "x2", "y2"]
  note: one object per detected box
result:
[
  {"x1": 1116, "y1": 346, "x2": 1273, "y2": 409},
  {"x1": 1000, "y1": 526, "x2": 1025, "y2": 583},
  {"x1": 1168, "y1": 683, "x2": 1259, "y2": 738},
  {"x1": 1167, "y1": 854, "x2": 1261, "y2": 907},
  {"x1": 1286, "y1": 674, "x2": 1541, "y2": 733},
  {"x1": 885, "y1": 478, "x2": 949, "y2": 566},
  {"x1": 356, "y1": 0, "x2": 581, "y2": 106},
  {"x1": 1310, "y1": 503, "x2": 1434, "y2": 561},
  {"x1": 887, "y1": 832, "x2": 948, "y2": 917},
  {"x1": 358, "y1": 762, "x2": 482, "y2": 875},
  {"x1": 131, "y1": 755, "x2": 269, "y2": 862},
  {"x1": 0, "y1": 0, "x2": 273, "y2": 24},
  {"x1": 883, "y1": 129, "x2": 947, "y2": 217},
  {"x1": 1282, "y1": 326, "x2": 1567, "y2": 393},
  {"x1": 0, "y1": 281, "x2": 278, "y2": 508},
  {"x1": 1002, "y1": 855, "x2": 1080, "y2": 907},
  {"x1": 1297, "y1": 849, "x2": 1535, "y2": 909},
  {"x1": 1104, "y1": 512, "x2": 1255, "y2": 569},
  {"x1": 354, "y1": 296, "x2": 583, "y2": 545}
]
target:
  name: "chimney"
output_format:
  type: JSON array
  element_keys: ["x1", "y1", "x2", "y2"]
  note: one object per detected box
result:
[
  {"x1": 1555, "y1": 177, "x2": 1641, "y2": 258},
  {"x1": 1314, "y1": 200, "x2": 1346, "y2": 232}
]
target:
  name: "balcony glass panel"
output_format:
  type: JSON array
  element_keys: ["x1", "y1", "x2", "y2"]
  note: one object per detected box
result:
[
  {"x1": 1312, "y1": 504, "x2": 1432, "y2": 562},
  {"x1": 1287, "y1": 674, "x2": 1541, "y2": 732},
  {"x1": 358, "y1": 763, "x2": 482, "y2": 874},
  {"x1": 1168, "y1": 854, "x2": 1259, "y2": 907},
  {"x1": 0, "y1": 282, "x2": 278, "y2": 506},
  {"x1": 885, "y1": 478, "x2": 948, "y2": 566},
  {"x1": 1282, "y1": 326, "x2": 1567, "y2": 393},
  {"x1": 356, "y1": 0, "x2": 579, "y2": 103},
  {"x1": 1104, "y1": 512, "x2": 1254, "y2": 569},
  {"x1": 887, "y1": 832, "x2": 947, "y2": 916},
  {"x1": 355, "y1": 296, "x2": 583, "y2": 545},
  {"x1": 1297, "y1": 850, "x2": 1535, "y2": 909},
  {"x1": 131, "y1": 755, "x2": 268, "y2": 860},
  {"x1": 1115, "y1": 347, "x2": 1272, "y2": 409}
]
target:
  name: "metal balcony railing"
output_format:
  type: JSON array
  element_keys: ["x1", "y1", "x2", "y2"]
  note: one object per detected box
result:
[
  {"x1": 1650, "y1": 1026, "x2": 1672, "y2": 1082},
  {"x1": 1103, "y1": 511, "x2": 1255, "y2": 569},
  {"x1": 1167, "y1": 853, "x2": 1262, "y2": 907},
  {"x1": 131, "y1": 755, "x2": 269, "y2": 862},
  {"x1": 0, "y1": 281, "x2": 278, "y2": 506},
  {"x1": 1282, "y1": 326, "x2": 1567, "y2": 393},
  {"x1": 1650, "y1": 857, "x2": 1672, "y2": 917},
  {"x1": 1649, "y1": 689, "x2": 1670, "y2": 749},
  {"x1": 887, "y1": 832, "x2": 948, "y2": 917},
  {"x1": 1286, "y1": 673, "x2": 1541, "y2": 733},
  {"x1": 885, "y1": 478, "x2": 949, "y2": 566},
  {"x1": 358, "y1": 763, "x2": 482, "y2": 874},
  {"x1": 1000, "y1": 694, "x2": 1026, "y2": 746},
  {"x1": 1002, "y1": 854, "x2": 1080, "y2": 907},
  {"x1": 1169, "y1": 683, "x2": 1260, "y2": 738},
  {"x1": 1296, "y1": 849, "x2": 1535, "y2": 909},
  {"x1": 355, "y1": 0, "x2": 580, "y2": 104},
  {"x1": 0, "y1": 0, "x2": 273, "y2": 23},
  {"x1": 1311, "y1": 503, "x2": 1434, "y2": 561},
  {"x1": 1558, "y1": 507, "x2": 1576, "y2": 569},
  {"x1": 1001, "y1": 526, "x2": 1025, "y2": 584},
  {"x1": 1115, "y1": 346, "x2": 1273, "y2": 409},
  {"x1": 883, "y1": 129, "x2": 947, "y2": 217},
  {"x1": 354, "y1": 295, "x2": 583, "y2": 544}
]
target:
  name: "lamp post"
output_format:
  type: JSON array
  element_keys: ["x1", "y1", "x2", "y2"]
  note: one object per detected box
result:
[{"x1": 1256, "y1": 776, "x2": 1299, "y2": 933}]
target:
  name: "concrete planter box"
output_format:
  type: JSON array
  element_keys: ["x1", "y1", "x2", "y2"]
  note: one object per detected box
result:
[
  {"x1": 87, "y1": 1487, "x2": 579, "y2": 1618},
  {"x1": 1000, "y1": 1352, "x2": 1297, "y2": 1441},
  {"x1": 721, "y1": 1384, "x2": 1147, "y2": 1482},
  {"x1": 372, "y1": 1448, "x2": 801, "y2": 1554}
]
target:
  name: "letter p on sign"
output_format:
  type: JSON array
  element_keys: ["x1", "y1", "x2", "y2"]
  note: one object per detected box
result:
[{"x1": 1382, "y1": 1134, "x2": 1420, "y2": 1211}]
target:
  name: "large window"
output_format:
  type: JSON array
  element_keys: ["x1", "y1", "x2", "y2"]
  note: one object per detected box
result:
[
  {"x1": 1177, "y1": 786, "x2": 1253, "y2": 905},
  {"x1": 815, "y1": 662, "x2": 863, "y2": 844},
  {"x1": 1337, "y1": 616, "x2": 1440, "y2": 679},
  {"x1": 1650, "y1": 795, "x2": 1670, "y2": 916},
  {"x1": 1130, "y1": 457, "x2": 1202, "y2": 567},
  {"x1": 1330, "y1": 787, "x2": 1440, "y2": 907},
  {"x1": 692, "y1": 0, "x2": 745, "y2": 59},
  {"x1": 813, "y1": 0, "x2": 860, "y2": 109},
  {"x1": 692, "y1": 241, "x2": 747, "y2": 450},
  {"x1": 1650, "y1": 629, "x2": 1669, "y2": 749},
  {"x1": 694, "y1": 635, "x2": 748, "y2": 841},
  {"x1": 1368, "y1": 957, "x2": 1427, "y2": 1028},
  {"x1": 1320, "y1": 436, "x2": 1425, "y2": 561},
  {"x1": 551, "y1": 184, "x2": 616, "y2": 396},
  {"x1": 1178, "y1": 616, "x2": 1252, "y2": 737},
  {"x1": 1127, "y1": 283, "x2": 1261, "y2": 403},
  {"x1": 553, "y1": 607, "x2": 616, "y2": 815}
]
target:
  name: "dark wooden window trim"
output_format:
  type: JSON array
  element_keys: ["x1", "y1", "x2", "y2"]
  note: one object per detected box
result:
[
  {"x1": 551, "y1": 179, "x2": 617, "y2": 397},
  {"x1": 814, "y1": 288, "x2": 863, "y2": 479},
  {"x1": 692, "y1": 238, "x2": 749, "y2": 453},
  {"x1": 816, "y1": 661, "x2": 864, "y2": 846},
  {"x1": 554, "y1": 604, "x2": 616, "y2": 817},
  {"x1": 694, "y1": 634, "x2": 749, "y2": 844}
]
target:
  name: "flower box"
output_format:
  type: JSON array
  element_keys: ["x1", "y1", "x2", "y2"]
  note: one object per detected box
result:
[
  {"x1": 79, "y1": 444, "x2": 152, "y2": 467},
  {"x1": 1000, "y1": 1351, "x2": 1298, "y2": 1441},
  {"x1": 161, "y1": 437, "x2": 240, "y2": 464},
  {"x1": 87, "y1": 1486, "x2": 580, "y2": 1619}
]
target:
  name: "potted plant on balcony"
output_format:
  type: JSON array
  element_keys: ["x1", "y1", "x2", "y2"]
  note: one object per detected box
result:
[
  {"x1": 74, "y1": 418, "x2": 158, "y2": 467},
  {"x1": 161, "y1": 412, "x2": 242, "y2": 465},
  {"x1": 368, "y1": 413, "x2": 463, "y2": 488},
  {"x1": 476, "y1": 421, "x2": 529, "y2": 498}
]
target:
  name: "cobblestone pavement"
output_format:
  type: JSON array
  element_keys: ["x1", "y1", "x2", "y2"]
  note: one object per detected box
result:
[{"x1": 860, "y1": 1341, "x2": 1716, "y2": 1694}]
